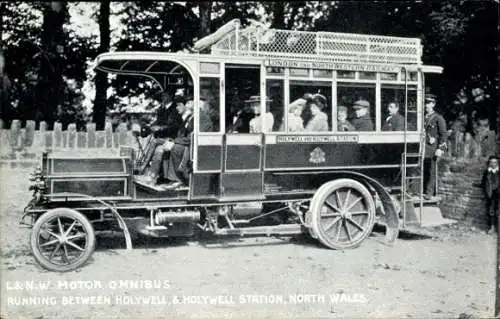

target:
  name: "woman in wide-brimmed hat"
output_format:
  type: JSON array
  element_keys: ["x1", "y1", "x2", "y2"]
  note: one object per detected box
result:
[
  {"x1": 287, "y1": 98, "x2": 306, "y2": 132},
  {"x1": 247, "y1": 95, "x2": 274, "y2": 133},
  {"x1": 303, "y1": 93, "x2": 329, "y2": 132}
]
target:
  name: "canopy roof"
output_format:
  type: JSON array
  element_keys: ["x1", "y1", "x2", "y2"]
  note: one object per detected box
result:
[{"x1": 95, "y1": 52, "x2": 187, "y2": 75}]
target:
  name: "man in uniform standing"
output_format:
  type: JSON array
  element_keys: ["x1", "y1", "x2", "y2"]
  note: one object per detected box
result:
[{"x1": 423, "y1": 94, "x2": 447, "y2": 199}]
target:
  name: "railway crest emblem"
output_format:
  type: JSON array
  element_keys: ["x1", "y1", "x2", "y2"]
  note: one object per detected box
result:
[{"x1": 309, "y1": 147, "x2": 326, "y2": 164}]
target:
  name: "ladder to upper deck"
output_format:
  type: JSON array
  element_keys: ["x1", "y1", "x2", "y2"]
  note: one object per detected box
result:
[{"x1": 399, "y1": 68, "x2": 455, "y2": 229}]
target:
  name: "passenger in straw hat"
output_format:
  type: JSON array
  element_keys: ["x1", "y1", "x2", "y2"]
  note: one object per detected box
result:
[
  {"x1": 247, "y1": 95, "x2": 274, "y2": 133},
  {"x1": 287, "y1": 98, "x2": 306, "y2": 132}
]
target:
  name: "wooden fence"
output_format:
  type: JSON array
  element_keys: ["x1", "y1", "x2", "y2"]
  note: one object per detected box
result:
[
  {"x1": 0, "y1": 120, "x2": 138, "y2": 159},
  {"x1": 0, "y1": 119, "x2": 497, "y2": 160}
]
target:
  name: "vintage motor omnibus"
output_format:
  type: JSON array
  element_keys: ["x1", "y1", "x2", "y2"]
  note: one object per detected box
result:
[{"x1": 21, "y1": 20, "x2": 443, "y2": 272}]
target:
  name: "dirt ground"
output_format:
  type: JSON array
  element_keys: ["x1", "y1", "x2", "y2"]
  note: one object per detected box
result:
[{"x1": 0, "y1": 163, "x2": 497, "y2": 319}]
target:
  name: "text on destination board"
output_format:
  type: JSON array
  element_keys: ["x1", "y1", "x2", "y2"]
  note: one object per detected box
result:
[
  {"x1": 265, "y1": 60, "x2": 400, "y2": 73},
  {"x1": 276, "y1": 135, "x2": 359, "y2": 143}
]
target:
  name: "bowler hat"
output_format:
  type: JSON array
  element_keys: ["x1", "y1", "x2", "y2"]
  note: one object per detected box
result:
[
  {"x1": 425, "y1": 94, "x2": 436, "y2": 102},
  {"x1": 353, "y1": 100, "x2": 370, "y2": 109}
]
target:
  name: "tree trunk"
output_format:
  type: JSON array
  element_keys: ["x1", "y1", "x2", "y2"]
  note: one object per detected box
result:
[
  {"x1": 198, "y1": 1, "x2": 212, "y2": 38},
  {"x1": 0, "y1": 2, "x2": 4, "y2": 47},
  {"x1": 93, "y1": 0, "x2": 110, "y2": 130},
  {"x1": 38, "y1": 2, "x2": 66, "y2": 129},
  {"x1": 271, "y1": 2, "x2": 285, "y2": 29}
]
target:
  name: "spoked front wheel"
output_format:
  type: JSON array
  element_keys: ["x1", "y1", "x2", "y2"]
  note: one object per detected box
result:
[
  {"x1": 309, "y1": 179, "x2": 376, "y2": 250},
  {"x1": 30, "y1": 208, "x2": 95, "y2": 272}
]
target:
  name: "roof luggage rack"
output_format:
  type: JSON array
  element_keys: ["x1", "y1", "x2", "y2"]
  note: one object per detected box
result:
[{"x1": 207, "y1": 19, "x2": 422, "y2": 65}]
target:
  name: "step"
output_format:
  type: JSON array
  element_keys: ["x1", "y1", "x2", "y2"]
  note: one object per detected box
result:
[
  {"x1": 403, "y1": 205, "x2": 457, "y2": 228},
  {"x1": 406, "y1": 195, "x2": 442, "y2": 205}
]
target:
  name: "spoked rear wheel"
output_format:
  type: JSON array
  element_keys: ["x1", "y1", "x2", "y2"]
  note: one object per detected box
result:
[
  {"x1": 30, "y1": 208, "x2": 95, "y2": 272},
  {"x1": 310, "y1": 179, "x2": 376, "y2": 249}
]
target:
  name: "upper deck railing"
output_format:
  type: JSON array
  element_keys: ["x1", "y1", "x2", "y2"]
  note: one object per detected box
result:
[{"x1": 209, "y1": 22, "x2": 422, "y2": 65}]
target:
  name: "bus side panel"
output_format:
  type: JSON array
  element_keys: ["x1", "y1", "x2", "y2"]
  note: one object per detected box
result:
[
  {"x1": 190, "y1": 173, "x2": 220, "y2": 199},
  {"x1": 264, "y1": 142, "x2": 419, "y2": 169},
  {"x1": 264, "y1": 167, "x2": 403, "y2": 193},
  {"x1": 197, "y1": 145, "x2": 222, "y2": 171}
]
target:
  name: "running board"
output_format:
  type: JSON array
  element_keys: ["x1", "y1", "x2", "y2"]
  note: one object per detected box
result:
[{"x1": 214, "y1": 224, "x2": 303, "y2": 236}]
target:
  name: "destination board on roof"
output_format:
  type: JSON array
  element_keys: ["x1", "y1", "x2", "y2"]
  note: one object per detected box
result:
[
  {"x1": 265, "y1": 60, "x2": 401, "y2": 73},
  {"x1": 276, "y1": 135, "x2": 359, "y2": 144}
]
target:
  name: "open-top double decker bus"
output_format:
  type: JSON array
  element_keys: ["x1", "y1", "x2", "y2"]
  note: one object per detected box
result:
[{"x1": 21, "y1": 19, "x2": 442, "y2": 272}]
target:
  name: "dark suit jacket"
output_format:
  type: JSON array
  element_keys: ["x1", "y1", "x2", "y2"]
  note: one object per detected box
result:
[
  {"x1": 352, "y1": 115, "x2": 374, "y2": 131},
  {"x1": 174, "y1": 113, "x2": 194, "y2": 146},
  {"x1": 228, "y1": 110, "x2": 254, "y2": 133},
  {"x1": 424, "y1": 112, "x2": 447, "y2": 158},
  {"x1": 152, "y1": 102, "x2": 183, "y2": 139},
  {"x1": 482, "y1": 169, "x2": 499, "y2": 198},
  {"x1": 382, "y1": 113, "x2": 405, "y2": 131}
]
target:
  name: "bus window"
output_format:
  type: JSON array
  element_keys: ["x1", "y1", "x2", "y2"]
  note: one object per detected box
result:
[
  {"x1": 224, "y1": 64, "x2": 260, "y2": 133},
  {"x1": 289, "y1": 80, "x2": 332, "y2": 132},
  {"x1": 337, "y1": 83, "x2": 376, "y2": 132},
  {"x1": 199, "y1": 77, "x2": 220, "y2": 132},
  {"x1": 266, "y1": 79, "x2": 285, "y2": 132},
  {"x1": 381, "y1": 85, "x2": 417, "y2": 131}
]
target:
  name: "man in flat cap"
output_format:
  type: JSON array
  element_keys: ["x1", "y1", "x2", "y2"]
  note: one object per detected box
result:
[
  {"x1": 423, "y1": 93, "x2": 447, "y2": 199},
  {"x1": 351, "y1": 99, "x2": 374, "y2": 131}
]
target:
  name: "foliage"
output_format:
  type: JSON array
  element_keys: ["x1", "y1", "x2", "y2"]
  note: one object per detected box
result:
[{"x1": 0, "y1": 1, "x2": 497, "y2": 133}]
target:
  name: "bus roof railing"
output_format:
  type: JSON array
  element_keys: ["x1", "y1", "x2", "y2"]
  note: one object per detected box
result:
[{"x1": 209, "y1": 20, "x2": 423, "y2": 65}]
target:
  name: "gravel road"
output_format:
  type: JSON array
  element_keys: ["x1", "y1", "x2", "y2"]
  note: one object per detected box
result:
[{"x1": 0, "y1": 164, "x2": 497, "y2": 319}]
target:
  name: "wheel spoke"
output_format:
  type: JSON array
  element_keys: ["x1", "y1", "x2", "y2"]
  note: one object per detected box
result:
[
  {"x1": 66, "y1": 241, "x2": 85, "y2": 251},
  {"x1": 62, "y1": 244, "x2": 70, "y2": 263},
  {"x1": 46, "y1": 230, "x2": 61, "y2": 240},
  {"x1": 49, "y1": 243, "x2": 61, "y2": 260},
  {"x1": 40, "y1": 239, "x2": 59, "y2": 247},
  {"x1": 347, "y1": 217, "x2": 365, "y2": 232},
  {"x1": 324, "y1": 200, "x2": 341, "y2": 213},
  {"x1": 350, "y1": 211, "x2": 370, "y2": 215},
  {"x1": 345, "y1": 197, "x2": 363, "y2": 212},
  {"x1": 320, "y1": 211, "x2": 341, "y2": 218},
  {"x1": 344, "y1": 221, "x2": 352, "y2": 242},
  {"x1": 64, "y1": 220, "x2": 77, "y2": 236},
  {"x1": 66, "y1": 233, "x2": 86, "y2": 241},
  {"x1": 335, "y1": 219, "x2": 343, "y2": 241},
  {"x1": 343, "y1": 189, "x2": 351, "y2": 211},
  {"x1": 335, "y1": 191, "x2": 343, "y2": 211},
  {"x1": 323, "y1": 217, "x2": 341, "y2": 232},
  {"x1": 57, "y1": 218, "x2": 64, "y2": 236}
]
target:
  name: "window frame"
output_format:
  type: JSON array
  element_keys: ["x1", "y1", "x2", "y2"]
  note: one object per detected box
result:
[{"x1": 259, "y1": 63, "x2": 422, "y2": 135}]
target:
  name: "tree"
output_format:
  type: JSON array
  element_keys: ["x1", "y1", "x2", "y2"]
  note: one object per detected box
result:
[
  {"x1": 93, "y1": 0, "x2": 110, "y2": 130},
  {"x1": 198, "y1": 1, "x2": 212, "y2": 38},
  {"x1": 35, "y1": 2, "x2": 67, "y2": 128}
]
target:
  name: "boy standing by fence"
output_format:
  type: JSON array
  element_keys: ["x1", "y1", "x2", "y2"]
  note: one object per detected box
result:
[{"x1": 481, "y1": 155, "x2": 499, "y2": 234}]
